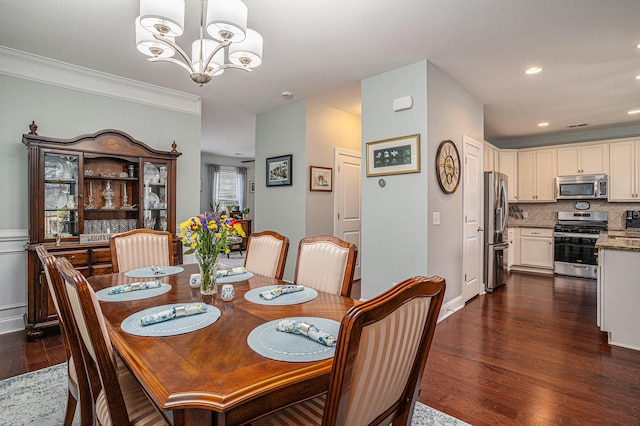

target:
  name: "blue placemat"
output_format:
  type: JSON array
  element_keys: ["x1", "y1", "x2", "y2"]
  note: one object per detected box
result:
[
  {"x1": 96, "y1": 282, "x2": 172, "y2": 302},
  {"x1": 121, "y1": 304, "x2": 221, "y2": 337},
  {"x1": 247, "y1": 317, "x2": 340, "y2": 362},
  {"x1": 244, "y1": 286, "x2": 318, "y2": 306},
  {"x1": 125, "y1": 265, "x2": 184, "y2": 278},
  {"x1": 218, "y1": 271, "x2": 254, "y2": 284}
]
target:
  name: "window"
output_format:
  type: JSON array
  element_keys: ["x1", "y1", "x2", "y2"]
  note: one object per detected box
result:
[
  {"x1": 208, "y1": 164, "x2": 247, "y2": 212},
  {"x1": 217, "y1": 166, "x2": 239, "y2": 209}
]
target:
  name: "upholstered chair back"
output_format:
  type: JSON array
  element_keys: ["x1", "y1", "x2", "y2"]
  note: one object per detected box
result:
[
  {"x1": 244, "y1": 231, "x2": 290, "y2": 280},
  {"x1": 110, "y1": 229, "x2": 173, "y2": 273},
  {"x1": 294, "y1": 236, "x2": 357, "y2": 297}
]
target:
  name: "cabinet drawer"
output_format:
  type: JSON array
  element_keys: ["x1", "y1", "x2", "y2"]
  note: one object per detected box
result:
[
  {"x1": 53, "y1": 250, "x2": 89, "y2": 266},
  {"x1": 91, "y1": 247, "x2": 112, "y2": 264},
  {"x1": 91, "y1": 264, "x2": 113, "y2": 276},
  {"x1": 520, "y1": 228, "x2": 553, "y2": 238}
]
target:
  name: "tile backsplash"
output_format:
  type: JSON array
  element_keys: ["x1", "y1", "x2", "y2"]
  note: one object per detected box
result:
[{"x1": 507, "y1": 200, "x2": 640, "y2": 230}]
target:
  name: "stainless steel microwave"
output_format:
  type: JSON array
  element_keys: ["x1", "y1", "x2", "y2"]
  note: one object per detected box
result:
[{"x1": 556, "y1": 174, "x2": 607, "y2": 200}]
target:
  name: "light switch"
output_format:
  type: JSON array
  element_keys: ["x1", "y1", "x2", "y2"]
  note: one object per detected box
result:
[{"x1": 433, "y1": 212, "x2": 441, "y2": 225}]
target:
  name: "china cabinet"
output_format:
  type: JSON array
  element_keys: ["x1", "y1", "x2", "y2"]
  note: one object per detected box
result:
[{"x1": 23, "y1": 124, "x2": 183, "y2": 339}]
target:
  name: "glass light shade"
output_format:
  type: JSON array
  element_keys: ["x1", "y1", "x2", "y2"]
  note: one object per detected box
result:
[
  {"x1": 205, "y1": 0, "x2": 247, "y2": 42},
  {"x1": 191, "y1": 39, "x2": 224, "y2": 76},
  {"x1": 140, "y1": 0, "x2": 185, "y2": 37},
  {"x1": 135, "y1": 17, "x2": 176, "y2": 58},
  {"x1": 229, "y1": 28, "x2": 263, "y2": 68}
]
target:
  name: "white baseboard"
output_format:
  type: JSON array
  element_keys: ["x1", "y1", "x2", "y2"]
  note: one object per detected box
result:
[
  {"x1": 437, "y1": 295, "x2": 465, "y2": 322},
  {"x1": 0, "y1": 313, "x2": 26, "y2": 335}
]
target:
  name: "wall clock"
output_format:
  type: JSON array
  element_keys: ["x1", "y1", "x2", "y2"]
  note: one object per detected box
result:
[{"x1": 435, "y1": 140, "x2": 461, "y2": 194}]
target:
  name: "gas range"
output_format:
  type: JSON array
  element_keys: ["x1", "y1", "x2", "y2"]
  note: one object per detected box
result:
[{"x1": 553, "y1": 211, "x2": 608, "y2": 279}]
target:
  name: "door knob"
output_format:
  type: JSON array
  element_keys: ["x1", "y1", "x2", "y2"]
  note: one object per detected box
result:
[{"x1": 478, "y1": 227, "x2": 483, "y2": 232}]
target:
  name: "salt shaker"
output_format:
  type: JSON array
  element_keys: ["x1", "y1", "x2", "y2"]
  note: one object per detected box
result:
[{"x1": 221, "y1": 284, "x2": 235, "y2": 301}]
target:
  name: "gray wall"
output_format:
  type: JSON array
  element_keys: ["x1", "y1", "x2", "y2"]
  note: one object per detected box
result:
[
  {"x1": 360, "y1": 61, "x2": 429, "y2": 299},
  {"x1": 0, "y1": 74, "x2": 201, "y2": 231},
  {"x1": 255, "y1": 100, "x2": 308, "y2": 281},
  {"x1": 426, "y1": 62, "x2": 484, "y2": 305}
]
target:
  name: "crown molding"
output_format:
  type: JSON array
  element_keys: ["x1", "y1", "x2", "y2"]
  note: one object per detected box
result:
[{"x1": 0, "y1": 45, "x2": 201, "y2": 115}]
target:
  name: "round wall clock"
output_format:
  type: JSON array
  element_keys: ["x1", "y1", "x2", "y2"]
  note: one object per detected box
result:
[{"x1": 435, "y1": 140, "x2": 461, "y2": 194}]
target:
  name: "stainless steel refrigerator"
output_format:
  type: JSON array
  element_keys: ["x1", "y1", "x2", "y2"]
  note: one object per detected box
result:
[{"x1": 484, "y1": 171, "x2": 509, "y2": 292}]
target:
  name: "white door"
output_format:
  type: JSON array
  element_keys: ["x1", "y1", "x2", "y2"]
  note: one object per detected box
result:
[
  {"x1": 463, "y1": 136, "x2": 483, "y2": 302},
  {"x1": 335, "y1": 149, "x2": 362, "y2": 280}
]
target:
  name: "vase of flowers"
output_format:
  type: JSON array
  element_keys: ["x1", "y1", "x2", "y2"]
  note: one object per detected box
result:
[{"x1": 180, "y1": 213, "x2": 246, "y2": 296}]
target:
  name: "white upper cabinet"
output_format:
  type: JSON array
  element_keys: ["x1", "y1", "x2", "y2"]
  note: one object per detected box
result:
[
  {"x1": 517, "y1": 148, "x2": 557, "y2": 202},
  {"x1": 557, "y1": 143, "x2": 608, "y2": 176},
  {"x1": 608, "y1": 140, "x2": 640, "y2": 201},
  {"x1": 499, "y1": 150, "x2": 518, "y2": 202},
  {"x1": 483, "y1": 142, "x2": 500, "y2": 172}
]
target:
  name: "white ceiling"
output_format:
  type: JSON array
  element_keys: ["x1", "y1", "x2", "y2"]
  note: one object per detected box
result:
[{"x1": 1, "y1": 0, "x2": 639, "y2": 157}]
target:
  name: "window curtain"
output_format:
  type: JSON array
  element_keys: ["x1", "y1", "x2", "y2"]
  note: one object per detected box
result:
[
  {"x1": 237, "y1": 167, "x2": 247, "y2": 210},
  {"x1": 207, "y1": 163, "x2": 220, "y2": 212}
]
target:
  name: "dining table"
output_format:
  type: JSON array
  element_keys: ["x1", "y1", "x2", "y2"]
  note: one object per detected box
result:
[{"x1": 87, "y1": 263, "x2": 358, "y2": 426}]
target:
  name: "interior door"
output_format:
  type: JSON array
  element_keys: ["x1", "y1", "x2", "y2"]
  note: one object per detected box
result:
[
  {"x1": 463, "y1": 136, "x2": 483, "y2": 302},
  {"x1": 335, "y1": 149, "x2": 361, "y2": 280}
]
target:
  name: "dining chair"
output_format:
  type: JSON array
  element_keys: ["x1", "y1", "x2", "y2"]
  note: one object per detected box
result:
[
  {"x1": 252, "y1": 275, "x2": 446, "y2": 426},
  {"x1": 56, "y1": 257, "x2": 172, "y2": 426},
  {"x1": 244, "y1": 230, "x2": 290, "y2": 280},
  {"x1": 293, "y1": 236, "x2": 357, "y2": 297},
  {"x1": 35, "y1": 246, "x2": 93, "y2": 426},
  {"x1": 110, "y1": 228, "x2": 174, "y2": 273}
]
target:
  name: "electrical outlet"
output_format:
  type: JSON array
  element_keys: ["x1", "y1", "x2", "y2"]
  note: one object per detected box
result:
[
  {"x1": 433, "y1": 212, "x2": 441, "y2": 225},
  {"x1": 523, "y1": 211, "x2": 528, "y2": 218}
]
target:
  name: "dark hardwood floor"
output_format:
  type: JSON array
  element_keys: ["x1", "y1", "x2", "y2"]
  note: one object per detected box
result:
[
  {"x1": 420, "y1": 272, "x2": 640, "y2": 425},
  {"x1": 1, "y1": 272, "x2": 639, "y2": 425}
]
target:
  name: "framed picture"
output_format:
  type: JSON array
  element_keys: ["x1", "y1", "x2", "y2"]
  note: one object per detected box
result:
[
  {"x1": 266, "y1": 154, "x2": 292, "y2": 187},
  {"x1": 366, "y1": 134, "x2": 420, "y2": 177},
  {"x1": 249, "y1": 181, "x2": 255, "y2": 193},
  {"x1": 310, "y1": 166, "x2": 333, "y2": 192}
]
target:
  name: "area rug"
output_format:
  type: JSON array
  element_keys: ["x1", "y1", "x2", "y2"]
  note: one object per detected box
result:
[{"x1": 0, "y1": 364, "x2": 469, "y2": 426}]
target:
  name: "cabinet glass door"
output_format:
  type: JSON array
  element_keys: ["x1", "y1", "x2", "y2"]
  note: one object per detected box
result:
[
  {"x1": 143, "y1": 161, "x2": 169, "y2": 231},
  {"x1": 44, "y1": 153, "x2": 79, "y2": 240}
]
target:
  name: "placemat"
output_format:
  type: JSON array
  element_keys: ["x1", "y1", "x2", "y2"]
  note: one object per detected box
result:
[
  {"x1": 96, "y1": 283, "x2": 172, "y2": 302},
  {"x1": 121, "y1": 304, "x2": 221, "y2": 337},
  {"x1": 125, "y1": 265, "x2": 184, "y2": 278},
  {"x1": 244, "y1": 286, "x2": 318, "y2": 306},
  {"x1": 217, "y1": 271, "x2": 254, "y2": 284},
  {"x1": 247, "y1": 317, "x2": 340, "y2": 362}
]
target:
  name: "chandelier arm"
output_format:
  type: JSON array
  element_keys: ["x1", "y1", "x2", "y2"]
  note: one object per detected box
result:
[
  {"x1": 203, "y1": 40, "x2": 231, "y2": 72},
  {"x1": 149, "y1": 57, "x2": 195, "y2": 74},
  {"x1": 152, "y1": 34, "x2": 196, "y2": 73},
  {"x1": 218, "y1": 64, "x2": 253, "y2": 72}
]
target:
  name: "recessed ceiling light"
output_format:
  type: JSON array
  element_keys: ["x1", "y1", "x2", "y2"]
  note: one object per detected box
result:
[
  {"x1": 635, "y1": 74, "x2": 640, "y2": 80},
  {"x1": 628, "y1": 109, "x2": 640, "y2": 115},
  {"x1": 538, "y1": 122, "x2": 549, "y2": 127},
  {"x1": 525, "y1": 67, "x2": 542, "y2": 75}
]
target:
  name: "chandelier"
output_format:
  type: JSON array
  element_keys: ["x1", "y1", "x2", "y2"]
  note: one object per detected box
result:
[{"x1": 135, "y1": 0, "x2": 263, "y2": 85}]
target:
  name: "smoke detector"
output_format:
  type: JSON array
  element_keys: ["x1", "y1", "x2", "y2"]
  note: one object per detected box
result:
[{"x1": 281, "y1": 91, "x2": 293, "y2": 100}]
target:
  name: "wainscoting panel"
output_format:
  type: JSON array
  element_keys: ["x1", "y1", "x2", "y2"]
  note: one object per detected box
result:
[{"x1": 0, "y1": 230, "x2": 28, "y2": 335}]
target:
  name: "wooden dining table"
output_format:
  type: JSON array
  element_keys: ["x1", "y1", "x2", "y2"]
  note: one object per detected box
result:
[{"x1": 88, "y1": 263, "x2": 358, "y2": 426}]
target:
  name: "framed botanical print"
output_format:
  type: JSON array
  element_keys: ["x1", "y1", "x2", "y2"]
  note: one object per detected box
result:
[
  {"x1": 365, "y1": 134, "x2": 420, "y2": 177},
  {"x1": 310, "y1": 166, "x2": 332, "y2": 192},
  {"x1": 266, "y1": 154, "x2": 292, "y2": 187}
]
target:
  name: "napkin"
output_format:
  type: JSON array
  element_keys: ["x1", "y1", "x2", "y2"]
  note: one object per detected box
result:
[
  {"x1": 107, "y1": 281, "x2": 162, "y2": 295},
  {"x1": 140, "y1": 303, "x2": 207, "y2": 326},
  {"x1": 150, "y1": 265, "x2": 165, "y2": 275},
  {"x1": 259, "y1": 285, "x2": 304, "y2": 301},
  {"x1": 216, "y1": 267, "x2": 247, "y2": 278},
  {"x1": 275, "y1": 319, "x2": 337, "y2": 347}
]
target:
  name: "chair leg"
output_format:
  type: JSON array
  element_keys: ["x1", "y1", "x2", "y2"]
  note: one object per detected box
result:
[{"x1": 63, "y1": 390, "x2": 77, "y2": 426}]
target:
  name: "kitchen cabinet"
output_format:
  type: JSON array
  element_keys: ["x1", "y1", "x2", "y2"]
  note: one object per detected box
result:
[
  {"x1": 608, "y1": 140, "x2": 640, "y2": 201},
  {"x1": 484, "y1": 142, "x2": 500, "y2": 172},
  {"x1": 598, "y1": 248, "x2": 640, "y2": 351},
  {"x1": 517, "y1": 148, "x2": 557, "y2": 202},
  {"x1": 499, "y1": 150, "x2": 518, "y2": 202},
  {"x1": 23, "y1": 126, "x2": 183, "y2": 339},
  {"x1": 507, "y1": 227, "x2": 519, "y2": 269},
  {"x1": 557, "y1": 143, "x2": 608, "y2": 176},
  {"x1": 519, "y1": 228, "x2": 553, "y2": 269}
]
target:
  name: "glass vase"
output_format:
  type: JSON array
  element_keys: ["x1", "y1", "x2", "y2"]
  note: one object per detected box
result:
[{"x1": 196, "y1": 252, "x2": 219, "y2": 296}]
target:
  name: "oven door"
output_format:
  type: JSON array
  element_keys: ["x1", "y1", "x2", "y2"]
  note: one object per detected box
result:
[{"x1": 553, "y1": 231, "x2": 599, "y2": 279}]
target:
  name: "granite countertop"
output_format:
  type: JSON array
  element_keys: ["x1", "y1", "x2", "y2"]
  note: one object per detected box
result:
[
  {"x1": 507, "y1": 224, "x2": 554, "y2": 229},
  {"x1": 596, "y1": 231, "x2": 640, "y2": 252}
]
